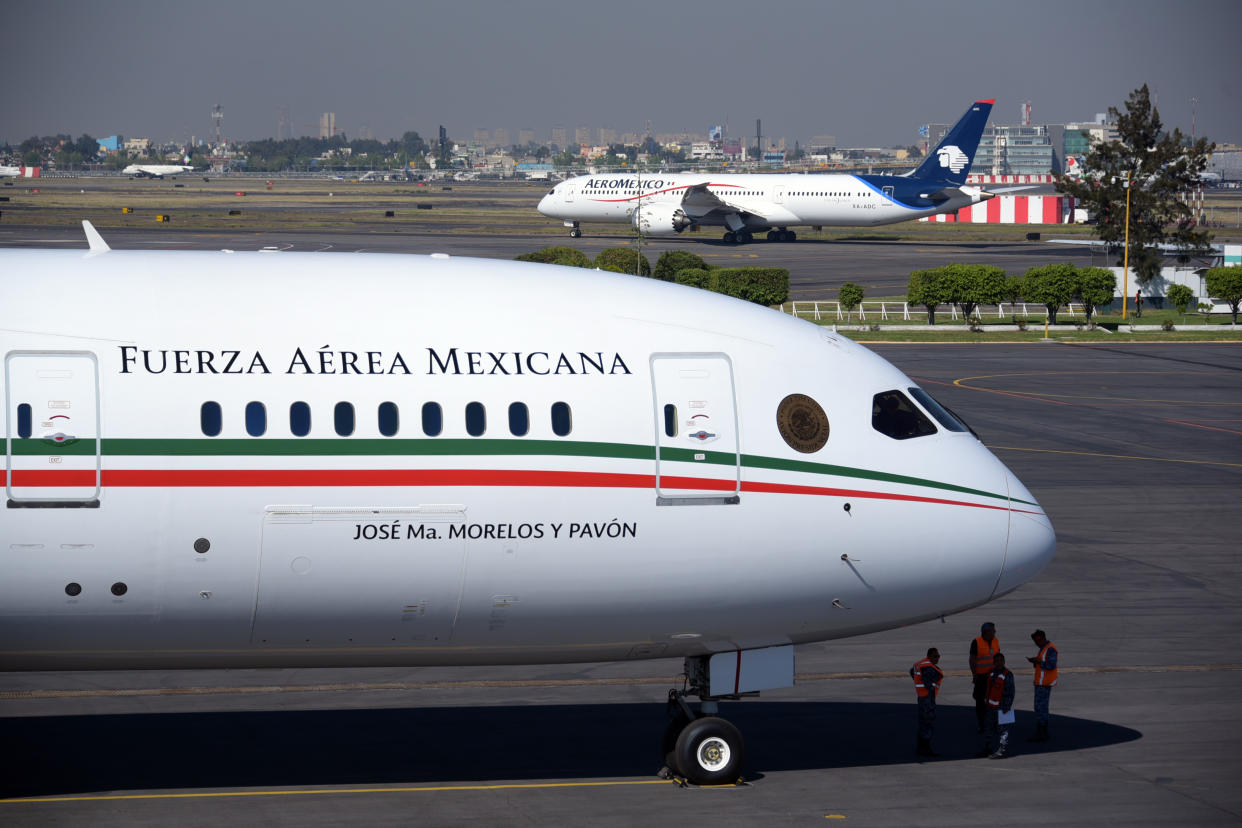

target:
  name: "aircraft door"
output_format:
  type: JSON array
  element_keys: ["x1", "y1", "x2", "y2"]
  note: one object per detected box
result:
[
  {"x1": 650, "y1": 353, "x2": 741, "y2": 504},
  {"x1": 565, "y1": 187, "x2": 575, "y2": 203},
  {"x1": 4, "y1": 351, "x2": 101, "y2": 506},
  {"x1": 773, "y1": 186, "x2": 784, "y2": 204},
  {"x1": 882, "y1": 186, "x2": 895, "y2": 200},
  {"x1": 252, "y1": 505, "x2": 468, "y2": 647}
]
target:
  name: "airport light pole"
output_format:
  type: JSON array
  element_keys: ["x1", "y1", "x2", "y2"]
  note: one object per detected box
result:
[{"x1": 1122, "y1": 173, "x2": 1131, "y2": 321}]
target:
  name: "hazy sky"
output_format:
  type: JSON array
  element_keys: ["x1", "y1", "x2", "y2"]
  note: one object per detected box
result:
[{"x1": 7, "y1": 0, "x2": 1241, "y2": 148}]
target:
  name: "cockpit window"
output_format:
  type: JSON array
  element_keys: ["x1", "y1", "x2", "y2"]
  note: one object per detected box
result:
[
  {"x1": 872, "y1": 390, "x2": 937, "y2": 440},
  {"x1": 907, "y1": 387, "x2": 968, "y2": 433},
  {"x1": 548, "y1": 189, "x2": 556, "y2": 195}
]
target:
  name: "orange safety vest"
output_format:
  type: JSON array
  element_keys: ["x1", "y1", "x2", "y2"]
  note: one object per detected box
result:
[
  {"x1": 985, "y1": 668, "x2": 1011, "y2": 707},
  {"x1": 911, "y1": 658, "x2": 943, "y2": 699},
  {"x1": 1034, "y1": 642, "x2": 1058, "y2": 687},
  {"x1": 971, "y1": 635, "x2": 999, "y2": 675}
]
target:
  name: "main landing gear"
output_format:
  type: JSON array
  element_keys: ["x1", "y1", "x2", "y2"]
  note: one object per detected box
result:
[
  {"x1": 722, "y1": 230, "x2": 753, "y2": 245},
  {"x1": 661, "y1": 656, "x2": 748, "y2": 785},
  {"x1": 766, "y1": 228, "x2": 797, "y2": 242}
]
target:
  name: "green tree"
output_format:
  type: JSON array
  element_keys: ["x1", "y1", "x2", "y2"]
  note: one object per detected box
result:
[
  {"x1": 652, "y1": 250, "x2": 708, "y2": 282},
  {"x1": 907, "y1": 267, "x2": 948, "y2": 324},
  {"x1": 1001, "y1": 275, "x2": 1025, "y2": 320},
  {"x1": 838, "y1": 282, "x2": 865, "y2": 320},
  {"x1": 1023, "y1": 263, "x2": 1080, "y2": 324},
  {"x1": 940, "y1": 264, "x2": 1007, "y2": 321},
  {"x1": 514, "y1": 246, "x2": 592, "y2": 268},
  {"x1": 594, "y1": 247, "x2": 651, "y2": 276},
  {"x1": 73, "y1": 133, "x2": 99, "y2": 161},
  {"x1": 1057, "y1": 84, "x2": 1215, "y2": 286},
  {"x1": 1165, "y1": 283, "x2": 1195, "y2": 317},
  {"x1": 1077, "y1": 267, "x2": 1117, "y2": 322},
  {"x1": 1204, "y1": 266, "x2": 1242, "y2": 325}
]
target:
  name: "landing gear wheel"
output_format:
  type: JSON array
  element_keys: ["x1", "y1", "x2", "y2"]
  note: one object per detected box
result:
[
  {"x1": 569, "y1": 227, "x2": 582, "y2": 238},
  {"x1": 766, "y1": 230, "x2": 778, "y2": 241},
  {"x1": 737, "y1": 232, "x2": 752, "y2": 245},
  {"x1": 674, "y1": 717, "x2": 744, "y2": 785},
  {"x1": 787, "y1": 229, "x2": 797, "y2": 241},
  {"x1": 723, "y1": 231, "x2": 736, "y2": 244}
]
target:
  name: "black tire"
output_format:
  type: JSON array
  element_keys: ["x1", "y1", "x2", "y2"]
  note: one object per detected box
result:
[
  {"x1": 738, "y1": 232, "x2": 752, "y2": 245},
  {"x1": 723, "y1": 231, "x2": 736, "y2": 244},
  {"x1": 661, "y1": 713, "x2": 690, "y2": 776},
  {"x1": 674, "y1": 716, "x2": 744, "y2": 785},
  {"x1": 570, "y1": 228, "x2": 582, "y2": 238},
  {"x1": 788, "y1": 229, "x2": 797, "y2": 241}
]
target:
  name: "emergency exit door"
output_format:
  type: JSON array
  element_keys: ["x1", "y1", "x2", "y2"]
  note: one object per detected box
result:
[
  {"x1": 5, "y1": 351, "x2": 101, "y2": 505},
  {"x1": 650, "y1": 353, "x2": 741, "y2": 504}
]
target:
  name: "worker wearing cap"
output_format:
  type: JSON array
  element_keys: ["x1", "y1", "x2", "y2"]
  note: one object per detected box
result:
[
  {"x1": 1027, "y1": 629, "x2": 1058, "y2": 742},
  {"x1": 910, "y1": 647, "x2": 943, "y2": 757}
]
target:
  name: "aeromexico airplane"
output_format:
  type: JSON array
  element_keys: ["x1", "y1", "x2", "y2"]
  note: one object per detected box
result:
[
  {"x1": 0, "y1": 223, "x2": 1054, "y2": 784},
  {"x1": 539, "y1": 99, "x2": 996, "y2": 244}
]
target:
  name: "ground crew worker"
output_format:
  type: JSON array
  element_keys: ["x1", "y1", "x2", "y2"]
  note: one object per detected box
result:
[
  {"x1": 980, "y1": 653, "x2": 1016, "y2": 759},
  {"x1": 909, "y1": 647, "x2": 943, "y2": 757},
  {"x1": 1027, "y1": 629, "x2": 1058, "y2": 742},
  {"x1": 969, "y1": 622, "x2": 999, "y2": 732}
]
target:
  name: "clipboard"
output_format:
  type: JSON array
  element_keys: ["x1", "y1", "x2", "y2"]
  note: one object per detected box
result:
[{"x1": 998, "y1": 709, "x2": 1015, "y2": 725}]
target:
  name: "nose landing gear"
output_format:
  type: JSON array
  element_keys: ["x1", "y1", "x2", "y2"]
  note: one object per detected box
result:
[{"x1": 661, "y1": 657, "x2": 749, "y2": 785}]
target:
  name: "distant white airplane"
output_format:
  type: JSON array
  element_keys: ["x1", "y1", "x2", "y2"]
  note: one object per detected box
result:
[
  {"x1": 539, "y1": 99, "x2": 996, "y2": 244},
  {"x1": 0, "y1": 165, "x2": 39, "y2": 178},
  {"x1": 123, "y1": 163, "x2": 193, "y2": 178},
  {"x1": 0, "y1": 223, "x2": 1055, "y2": 784}
]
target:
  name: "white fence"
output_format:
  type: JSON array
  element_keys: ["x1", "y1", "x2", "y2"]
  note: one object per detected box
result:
[{"x1": 781, "y1": 300, "x2": 1085, "y2": 321}]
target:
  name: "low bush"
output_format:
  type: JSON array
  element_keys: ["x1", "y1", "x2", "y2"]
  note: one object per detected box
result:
[{"x1": 514, "y1": 246, "x2": 592, "y2": 268}]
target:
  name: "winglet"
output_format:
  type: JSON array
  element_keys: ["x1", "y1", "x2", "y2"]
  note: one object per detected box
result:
[{"x1": 82, "y1": 220, "x2": 111, "y2": 252}]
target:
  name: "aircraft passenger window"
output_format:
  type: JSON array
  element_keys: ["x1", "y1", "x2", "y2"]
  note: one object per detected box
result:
[
  {"x1": 663, "y1": 403, "x2": 678, "y2": 438},
  {"x1": 871, "y1": 391, "x2": 937, "y2": 440},
  {"x1": 907, "y1": 387, "x2": 968, "y2": 433},
  {"x1": 421, "y1": 402, "x2": 443, "y2": 436},
  {"x1": 465, "y1": 402, "x2": 486, "y2": 437},
  {"x1": 378, "y1": 402, "x2": 399, "y2": 437},
  {"x1": 16, "y1": 403, "x2": 32, "y2": 439},
  {"x1": 245, "y1": 401, "x2": 266, "y2": 437},
  {"x1": 289, "y1": 401, "x2": 311, "y2": 437},
  {"x1": 200, "y1": 401, "x2": 223, "y2": 437},
  {"x1": 508, "y1": 402, "x2": 529, "y2": 437},
  {"x1": 551, "y1": 401, "x2": 572, "y2": 436},
  {"x1": 334, "y1": 402, "x2": 355, "y2": 437}
]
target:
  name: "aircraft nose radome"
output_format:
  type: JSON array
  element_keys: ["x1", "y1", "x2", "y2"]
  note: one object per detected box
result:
[{"x1": 994, "y1": 472, "x2": 1056, "y2": 598}]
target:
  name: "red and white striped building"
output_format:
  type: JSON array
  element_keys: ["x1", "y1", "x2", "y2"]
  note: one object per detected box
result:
[
  {"x1": 966, "y1": 173, "x2": 1055, "y2": 184},
  {"x1": 0, "y1": 166, "x2": 41, "y2": 178},
  {"x1": 920, "y1": 194, "x2": 1075, "y2": 224}
]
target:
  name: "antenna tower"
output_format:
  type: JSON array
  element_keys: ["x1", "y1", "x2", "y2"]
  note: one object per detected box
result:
[{"x1": 212, "y1": 104, "x2": 223, "y2": 145}]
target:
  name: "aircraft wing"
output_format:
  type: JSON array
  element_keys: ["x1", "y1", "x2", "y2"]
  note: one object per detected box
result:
[{"x1": 679, "y1": 183, "x2": 771, "y2": 222}]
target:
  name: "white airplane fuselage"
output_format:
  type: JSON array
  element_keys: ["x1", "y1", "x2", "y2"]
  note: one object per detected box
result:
[
  {"x1": 0, "y1": 249, "x2": 1054, "y2": 673},
  {"x1": 538, "y1": 172, "x2": 988, "y2": 230}
]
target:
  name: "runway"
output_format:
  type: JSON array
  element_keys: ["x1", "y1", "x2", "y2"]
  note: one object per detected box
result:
[
  {"x1": 0, "y1": 222, "x2": 1101, "y2": 300},
  {"x1": 3, "y1": 343, "x2": 1240, "y2": 826}
]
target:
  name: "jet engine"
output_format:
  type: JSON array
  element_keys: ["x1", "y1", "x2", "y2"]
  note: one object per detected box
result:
[{"x1": 633, "y1": 203, "x2": 692, "y2": 235}]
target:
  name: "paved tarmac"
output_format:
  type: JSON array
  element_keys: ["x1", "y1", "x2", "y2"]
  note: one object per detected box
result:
[
  {"x1": 2, "y1": 342, "x2": 1240, "y2": 826},
  {"x1": 0, "y1": 222, "x2": 1102, "y2": 300}
]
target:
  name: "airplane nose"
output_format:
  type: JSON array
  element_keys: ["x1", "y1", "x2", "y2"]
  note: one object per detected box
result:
[
  {"x1": 538, "y1": 194, "x2": 554, "y2": 217},
  {"x1": 993, "y1": 469, "x2": 1056, "y2": 598}
]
